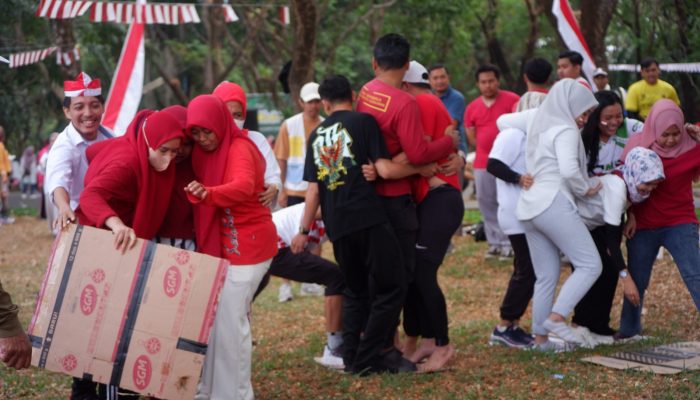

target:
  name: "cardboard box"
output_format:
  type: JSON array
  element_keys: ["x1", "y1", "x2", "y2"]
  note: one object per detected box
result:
[
  {"x1": 28, "y1": 224, "x2": 228, "y2": 399},
  {"x1": 582, "y1": 341, "x2": 700, "y2": 374}
]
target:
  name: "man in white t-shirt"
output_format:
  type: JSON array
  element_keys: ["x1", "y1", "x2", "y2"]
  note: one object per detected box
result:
[
  {"x1": 557, "y1": 51, "x2": 591, "y2": 90},
  {"x1": 254, "y1": 203, "x2": 345, "y2": 369}
]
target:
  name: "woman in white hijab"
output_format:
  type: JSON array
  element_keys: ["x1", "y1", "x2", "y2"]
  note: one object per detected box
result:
[{"x1": 516, "y1": 79, "x2": 602, "y2": 351}]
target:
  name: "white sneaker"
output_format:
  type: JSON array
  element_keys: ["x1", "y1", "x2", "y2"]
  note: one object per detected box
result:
[
  {"x1": 313, "y1": 345, "x2": 345, "y2": 370},
  {"x1": 499, "y1": 246, "x2": 514, "y2": 261},
  {"x1": 542, "y1": 319, "x2": 583, "y2": 345},
  {"x1": 529, "y1": 339, "x2": 575, "y2": 353},
  {"x1": 484, "y1": 245, "x2": 500, "y2": 259},
  {"x1": 570, "y1": 326, "x2": 597, "y2": 348},
  {"x1": 300, "y1": 283, "x2": 324, "y2": 297},
  {"x1": 278, "y1": 283, "x2": 293, "y2": 302}
]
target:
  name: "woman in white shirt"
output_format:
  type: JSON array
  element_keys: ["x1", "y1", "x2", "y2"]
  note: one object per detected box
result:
[{"x1": 516, "y1": 79, "x2": 602, "y2": 351}]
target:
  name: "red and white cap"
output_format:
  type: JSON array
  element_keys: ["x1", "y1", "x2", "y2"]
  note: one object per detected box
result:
[{"x1": 64, "y1": 72, "x2": 102, "y2": 97}]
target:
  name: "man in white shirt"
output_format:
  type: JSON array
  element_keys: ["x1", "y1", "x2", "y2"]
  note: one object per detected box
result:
[
  {"x1": 254, "y1": 203, "x2": 345, "y2": 369},
  {"x1": 274, "y1": 82, "x2": 324, "y2": 207},
  {"x1": 46, "y1": 72, "x2": 113, "y2": 234},
  {"x1": 557, "y1": 51, "x2": 591, "y2": 90},
  {"x1": 45, "y1": 72, "x2": 114, "y2": 399}
]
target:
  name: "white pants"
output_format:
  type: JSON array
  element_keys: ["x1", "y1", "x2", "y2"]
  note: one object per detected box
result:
[
  {"x1": 195, "y1": 259, "x2": 272, "y2": 400},
  {"x1": 522, "y1": 192, "x2": 602, "y2": 336}
]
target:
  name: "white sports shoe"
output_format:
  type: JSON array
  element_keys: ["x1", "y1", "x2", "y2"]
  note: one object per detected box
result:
[
  {"x1": 543, "y1": 319, "x2": 583, "y2": 345},
  {"x1": 300, "y1": 283, "x2": 324, "y2": 297},
  {"x1": 313, "y1": 345, "x2": 345, "y2": 370},
  {"x1": 278, "y1": 283, "x2": 293, "y2": 303}
]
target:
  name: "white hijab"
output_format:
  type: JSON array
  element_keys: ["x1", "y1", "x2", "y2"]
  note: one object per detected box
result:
[{"x1": 526, "y1": 78, "x2": 598, "y2": 157}]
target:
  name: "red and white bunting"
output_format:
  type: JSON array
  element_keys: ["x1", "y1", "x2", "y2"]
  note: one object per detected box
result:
[
  {"x1": 7, "y1": 47, "x2": 57, "y2": 68},
  {"x1": 279, "y1": 5, "x2": 290, "y2": 25},
  {"x1": 90, "y1": 2, "x2": 200, "y2": 24},
  {"x1": 56, "y1": 47, "x2": 81, "y2": 66},
  {"x1": 223, "y1": 4, "x2": 238, "y2": 23},
  {"x1": 36, "y1": 0, "x2": 93, "y2": 19}
]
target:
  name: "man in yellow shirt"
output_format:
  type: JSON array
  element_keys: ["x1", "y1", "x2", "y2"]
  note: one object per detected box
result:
[
  {"x1": 625, "y1": 58, "x2": 680, "y2": 120},
  {"x1": 0, "y1": 126, "x2": 13, "y2": 224}
]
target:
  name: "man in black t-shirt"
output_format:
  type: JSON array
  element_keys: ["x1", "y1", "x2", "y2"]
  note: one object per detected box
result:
[{"x1": 291, "y1": 75, "x2": 424, "y2": 375}]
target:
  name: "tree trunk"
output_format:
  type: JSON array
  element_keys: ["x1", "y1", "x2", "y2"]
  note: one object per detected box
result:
[
  {"x1": 672, "y1": 0, "x2": 697, "y2": 121},
  {"x1": 580, "y1": 0, "x2": 617, "y2": 69},
  {"x1": 476, "y1": 0, "x2": 515, "y2": 88},
  {"x1": 516, "y1": 0, "x2": 542, "y2": 93},
  {"x1": 202, "y1": 0, "x2": 225, "y2": 93},
  {"x1": 288, "y1": 0, "x2": 317, "y2": 111},
  {"x1": 51, "y1": 19, "x2": 81, "y2": 78}
]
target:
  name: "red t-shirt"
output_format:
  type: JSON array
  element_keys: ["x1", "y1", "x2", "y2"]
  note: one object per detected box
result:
[
  {"x1": 632, "y1": 145, "x2": 700, "y2": 230},
  {"x1": 158, "y1": 161, "x2": 196, "y2": 239},
  {"x1": 464, "y1": 90, "x2": 520, "y2": 169},
  {"x1": 192, "y1": 139, "x2": 278, "y2": 265},
  {"x1": 412, "y1": 93, "x2": 460, "y2": 204},
  {"x1": 356, "y1": 78, "x2": 453, "y2": 197}
]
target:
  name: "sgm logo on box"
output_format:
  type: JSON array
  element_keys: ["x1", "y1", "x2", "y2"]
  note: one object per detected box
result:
[
  {"x1": 164, "y1": 266, "x2": 182, "y2": 298},
  {"x1": 79, "y1": 284, "x2": 97, "y2": 315},
  {"x1": 133, "y1": 354, "x2": 152, "y2": 390}
]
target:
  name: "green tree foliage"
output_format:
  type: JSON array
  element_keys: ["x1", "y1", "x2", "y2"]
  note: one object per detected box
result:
[{"x1": 1, "y1": 0, "x2": 699, "y2": 154}]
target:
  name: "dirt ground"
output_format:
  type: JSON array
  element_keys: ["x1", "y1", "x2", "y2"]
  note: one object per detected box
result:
[{"x1": 1, "y1": 216, "x2": 699, "y2": 399}]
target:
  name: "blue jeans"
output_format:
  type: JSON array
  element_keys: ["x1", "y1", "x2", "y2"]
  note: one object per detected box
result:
[{"x1": 619, "y1": 223, "x2": 700, "y2": 336}]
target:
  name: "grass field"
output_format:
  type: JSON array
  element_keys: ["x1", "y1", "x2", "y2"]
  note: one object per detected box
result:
[{"x1": 1, "y1": 216, "x2": 699, "y2": 399}]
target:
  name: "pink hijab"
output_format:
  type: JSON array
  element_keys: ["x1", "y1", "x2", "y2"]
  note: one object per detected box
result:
[{"x1": 621, "y1": 99, "x2": 696, "y2": 160}]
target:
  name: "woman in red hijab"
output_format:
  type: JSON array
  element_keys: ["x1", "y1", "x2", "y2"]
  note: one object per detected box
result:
[
  {"x1": 618, "y1": 99, "x2": 700, "y2": 340},
  {"x1": 155, "y1": 105, "x2": 197, "y2": 250},
  {"x1": 77, "y1": 109, "x2": 184, "y2": 252},
  {"x1": 185, "y1": 95, "x2": 276, "y2": 400},
  {"x1": 73, "y1": 109, "x2": 183, "y2": 399}
]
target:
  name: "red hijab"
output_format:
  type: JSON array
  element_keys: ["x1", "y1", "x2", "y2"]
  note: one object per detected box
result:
[
  {"x1": 212, "y1": 81, "x2": 253, "y2": 138},
  {"x1": 83, "y1": 109, "x2": 184, "y2": 238},
  {"x1": 621, "y1": 99, "x2": 696, "y2": 160},
  {"x1": 186, "y1": 95, "x2": 261, "y2": 257},
  {"x1": 158, "y1": 105, "x2": 196, "y2": 239}
]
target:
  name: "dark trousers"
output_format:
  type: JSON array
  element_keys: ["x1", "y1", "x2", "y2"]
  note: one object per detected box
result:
[
  {"x1": 379, "y1": 195, "x2": 417, "y2": 346},
  {"x1": 254, "y1": 247, "x2": 345, "y2": 299},
  {"x1": 499, "y1": 234, "x2": 536, "y2": 321},
  {"x1": 287, "y1": 195, "x2": 305, "y2": 206},
  {"x1": 403, "y1": 186, "x2": 463, "y2": 345},
  {"x1": 333, "y1": 223, "x2": 406, "y2": 372},
  {"x1": 572, "y1": 226, "x2": 619, "y2": 335},
  {"x1": 71, "y1": 379, "x2": 137, "y2": 400}
]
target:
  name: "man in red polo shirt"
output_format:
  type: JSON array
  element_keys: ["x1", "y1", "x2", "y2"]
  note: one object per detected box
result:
[
  {"x1": 356, "y1": 33, "x2": 458, "y2": 351},
  {"x1": 464, "y1": 64, "x2": 520, "y2": 260}
]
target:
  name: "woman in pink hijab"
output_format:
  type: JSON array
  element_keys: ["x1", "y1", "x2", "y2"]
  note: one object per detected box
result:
[{"x1": 618, "y1": 99, "x2": 700, "y2": 340}]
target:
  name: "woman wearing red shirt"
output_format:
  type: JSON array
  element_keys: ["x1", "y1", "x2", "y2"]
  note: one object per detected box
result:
[
  {"x1": 78, "y1": 109, "x2": 184, "y2": 250},
  {"x1": 618, "y1": 99, "x2": 700, "y2": 339},
  {"x1": 76, "y1": 109, "x2": 183, "y2": 399},
  {"x1": 185, "y1": 95, "x2": 276, "y2": 400}
]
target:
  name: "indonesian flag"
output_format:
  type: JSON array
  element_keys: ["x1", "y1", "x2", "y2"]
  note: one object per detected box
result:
[
  {"x1": 102, "y1": 1, "x2": 145, "y2": 135},
  {"x1": 552, "y1": 0, "x2": 596, "y2": 86},
  {"x1": 279, "y1": 6, "x2": 290, "y2": 25}
]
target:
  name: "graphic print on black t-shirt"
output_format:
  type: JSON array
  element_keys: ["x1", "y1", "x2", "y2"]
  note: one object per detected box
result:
[{"x1": 311, "y1": 122, "x2": 356, "y2": 190}]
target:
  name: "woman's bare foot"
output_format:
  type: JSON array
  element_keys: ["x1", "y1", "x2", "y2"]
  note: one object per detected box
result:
[
  {"x1": 418, "y1": 344, "x2": 454, "y2": 373},
  {"x1": 402, "y1": 335, "x2": 418, "y2": 359},
  {"x1": 409, "y1": 338, "x2": 436, "y2": 363}
]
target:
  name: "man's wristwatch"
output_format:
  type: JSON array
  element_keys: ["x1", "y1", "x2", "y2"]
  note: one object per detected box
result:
[
  {"x1": 298, "y1": 226, "x2": 310, "y2": 235},
  {"x1": 619, "y1": 270, "x2": 629, "y2": 279}
]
